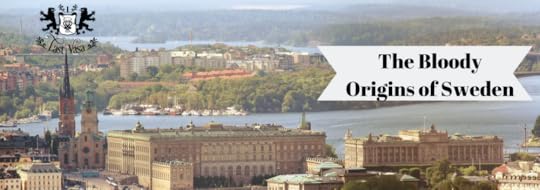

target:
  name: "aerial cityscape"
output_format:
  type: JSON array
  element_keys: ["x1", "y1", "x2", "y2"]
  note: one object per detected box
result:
[{"x1": 1, "y1": 0, "x2": 540, "y2": 190}]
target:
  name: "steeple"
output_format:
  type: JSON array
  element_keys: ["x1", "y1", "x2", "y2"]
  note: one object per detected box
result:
[
  {"x1": 58, "y1": 50, "x2": 76, "y2": 137},
  {"x1": 61, "y1": 51, "x2": 73, "y2": 98}
]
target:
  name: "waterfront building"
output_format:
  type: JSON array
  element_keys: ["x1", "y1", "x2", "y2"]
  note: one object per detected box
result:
[
  {"x1": 58, "y1": 53, "x2": 76, "y2": 137},
  {"x1": 344, "y1": 125, "x2": 504, "y2": 168},
  {"x1": 151, "y1": 160, "x2": 193, "y2": 190},
  {"x1": 58, "y1": 90, "x2": 107, "y2": 170},
  {"x1": 18, "y1": 162, "x2": 62, "y2": 190},
  {"x1": 106, "y1": 117, "x2": 326, "y2": 188}
]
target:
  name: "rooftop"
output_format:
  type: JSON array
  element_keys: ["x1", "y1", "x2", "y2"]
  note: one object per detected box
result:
[
  {"x1": 313, "y1": 162, "x2": 343, "y2": 172},
  {"x1": 348, "y1": 125, "x2": 500, "y2": 143},
  {"x1": 108, "y1": 122, "x2": 325, "y2": 140},
  {"x1": 20, "y1": 162, "x2": 61, "y2": 173}
]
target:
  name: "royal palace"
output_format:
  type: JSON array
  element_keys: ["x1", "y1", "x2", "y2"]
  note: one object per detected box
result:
[
  {"x1": 344, "y1": 125, "x2": 504, "y2": 168},
  {"x1": 106, "y1": 118, "x2": 326, "y2": 189}
]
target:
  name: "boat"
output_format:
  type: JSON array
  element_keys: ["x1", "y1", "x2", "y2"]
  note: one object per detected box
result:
[
  {"x1": 181, "y1": 111, "x2": 190, "y2": 116},
  {"x1": 0, "y1": 122, "x2": 17, "y2": 128},
  {"x1": 126, "y1": 109, "x2": 140, "y2": 115},
  {"x1": 102, "y1": 108, "x2": 113, "y2": 115},
  {"x1": 38, "y1": 110, "x2": 53, "y2": 121},
  {"x1": 111, "y1": 109, "x2": 124, "y2": 116},
  {"x1": 17, "y1": 116, "x2": 42, "y2": 124},
  {"x1": 202, "y1": 110, "x2": 211, "y2": 116}
]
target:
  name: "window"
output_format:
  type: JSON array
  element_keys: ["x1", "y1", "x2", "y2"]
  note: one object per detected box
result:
[
  {"x1": 236, "y1": 166, "x2": 242, "y2": 175},
  {"x1": 244, "y1": 166, "x2": 250, "y2": 176}
]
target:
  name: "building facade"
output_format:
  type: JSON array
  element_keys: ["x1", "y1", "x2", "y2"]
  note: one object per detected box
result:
[
  {"x1": 0, "y1": 169, "x2": 21, "y2": 190},
  {"x1": 344, "y1": 125, "x2": 504, "y2": 168},
  {"x1": 18, "y1": 162, "x2": 62, "y2": 190},
  {"x1": 107, "y1": 120, "x2": 326, "y2": 189},
  {"x1": 151, "y1": 160, "x2": 193, "y2": 190},
  {"x1": 58, "y1": 90, "x2": 107, "y2": 170}
]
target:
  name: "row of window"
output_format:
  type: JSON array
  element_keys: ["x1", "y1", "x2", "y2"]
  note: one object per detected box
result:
[{"x1": 202, "y1": 165, "x2": 274, "y2": 177}]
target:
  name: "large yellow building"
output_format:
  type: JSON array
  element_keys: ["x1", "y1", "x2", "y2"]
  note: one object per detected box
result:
[
  {"x1": 344, "y1": 125, "x2": 504, "y2": 168},
  {"x1": 107, "y1": 119, "x2": 326, "y2": 189},
  {"x1": 18, "y1": 162, "x2": 62, "y2": 190},
  {"x1": 151, "y1": 160, "x2": 193, "y2": 190}
]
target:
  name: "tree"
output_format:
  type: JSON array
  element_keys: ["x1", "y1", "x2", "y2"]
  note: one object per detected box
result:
[
  {"x1": 533, "y1": 115, "x2": 540, "y2": 137},
  {"x1": 146, "y1": 66, "x2": 159, "y2": 78},
  {"x1": 510, "y1": 152, "x2": 536, "y2": 161},
  {"x1": 432, "y1": 179, "x2": 453, "y2": 190},
  {"x1": 325, "y1": 144, "x2": 338, "y2": 158},
  {"x1": 426, "y1": 159, "x2": 455, "y2": 186},
  {"x1": 409, "y1": 168, "x2": 421, "y2": 179},
  {"x1": 341, "y1": 175, "x2": 416, "y2": 190},
  {"x1": 399, "y1": 168, "x2": 410, "y2": 175},
  {"x1": 128, "y1": 72, "x2": 138, "y2": 81},
  {"x1": 459, "y1": 166, "x2": 477, "y2": 176},
  {"x1": 433, "y1": 176, "x2": 497, "y2": 190}
]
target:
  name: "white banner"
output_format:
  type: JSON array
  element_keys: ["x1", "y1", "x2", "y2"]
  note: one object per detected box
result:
[{"x1": 318, "y1": 46, "x2": 532, "y2": 101}]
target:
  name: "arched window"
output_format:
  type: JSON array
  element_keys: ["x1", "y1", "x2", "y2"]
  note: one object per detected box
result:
[
  {"x1": 228, "y1": 166, "x2": 234, "y2": 176},
  {"x1": 63, "y1": 154, "x2": 69, "y2": 164},
  {"x1": 236, "y1": 166, "x2": 242, "y2": 175},
  {"x1": 244, "y1": 166, "x2": 250, "y2": 176}
]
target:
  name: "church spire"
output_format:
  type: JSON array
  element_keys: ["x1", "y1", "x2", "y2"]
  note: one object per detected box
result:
[
  {"x1": 61, "y1": 50, "x2": 73, "y2": 98},
  {"x1": 58, "y1": 50, "x2": 76, "y2": 137}
]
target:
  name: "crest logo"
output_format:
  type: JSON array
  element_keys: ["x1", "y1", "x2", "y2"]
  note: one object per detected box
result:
[
  {"x1": 40, "y1": 4, "x2": 95, "y2": 35},
  {"x1": 36, "y1": 4, "x2": 97, "y2": 54}
]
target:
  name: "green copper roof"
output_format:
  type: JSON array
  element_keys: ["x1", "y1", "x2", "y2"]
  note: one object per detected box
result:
[{"x1": 314, "y1": 162, "x2": 343, "y2": 172}]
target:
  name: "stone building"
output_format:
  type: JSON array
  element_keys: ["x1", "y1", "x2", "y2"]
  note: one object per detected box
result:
[
  {"x1": 58, "y1": 90, "x2": 107, "y2": 170},
  {"x1": 344, "y1": 125, "x2": 504, "y2": 168},
  {"x1": 18, "y1": 162, "x2": 62, "y2": 190},
  {"x1": 151, "y1": 160, "x2": 193, "y2": 190},
  {"x1": 106, "y1": 119, "x2": 326, "y2": 189}
]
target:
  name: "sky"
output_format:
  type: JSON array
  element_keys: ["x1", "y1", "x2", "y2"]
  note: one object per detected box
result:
[{"x1": 0, "y1": 0, "x2": 540, "y2": 13}]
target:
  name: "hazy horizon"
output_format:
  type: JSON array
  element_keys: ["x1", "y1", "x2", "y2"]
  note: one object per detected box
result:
[{"x1": 0, "y1": 0, "x2": 539, "y2": 13}]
